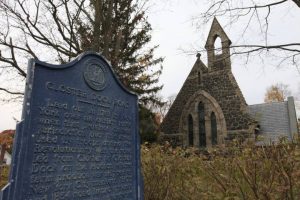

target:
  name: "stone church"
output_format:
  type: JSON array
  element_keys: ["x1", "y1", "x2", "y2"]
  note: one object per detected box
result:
[{"x1": 160, "y1": 18, "x2": 257, "y2": 147}]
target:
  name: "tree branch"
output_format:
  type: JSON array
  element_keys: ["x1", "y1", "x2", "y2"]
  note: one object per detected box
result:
[
  {"x1": 0, "y1": 88, "x2": 24, "y2": 95},
  {"x1": 232, "y1": 43, "x2": 300, "y2": 53},
  {"x1": 194, "y1": 0, "x2": 300, "y2": 70},
  {"x1": 204, "y1": 0, "x2": 288, "y2": 17}
]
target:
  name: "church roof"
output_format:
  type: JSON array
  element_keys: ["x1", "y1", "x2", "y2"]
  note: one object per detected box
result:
[{"x1": 248, "y1": 97, "x2": 298, "y2": 143}]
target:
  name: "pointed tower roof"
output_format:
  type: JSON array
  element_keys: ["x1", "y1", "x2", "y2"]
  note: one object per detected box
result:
[{"x1": 205, "y1": 17, "x2": 231, "y2": 49}]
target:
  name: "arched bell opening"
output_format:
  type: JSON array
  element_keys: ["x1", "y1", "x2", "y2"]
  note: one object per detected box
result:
[{"x1": 213, "y1": 36, "x2": 222, "y2": 55}]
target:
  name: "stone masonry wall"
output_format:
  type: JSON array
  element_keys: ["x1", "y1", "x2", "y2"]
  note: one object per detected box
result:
[
  {"x1": 202, "y1": 69, "x2": 254, "y2": 130},
  {"x1": 161, "y1": 61, "x2": 200, "y2": 135},
  {"x1": 161, "y1": 59, "x2": 255, "y2": 135}
]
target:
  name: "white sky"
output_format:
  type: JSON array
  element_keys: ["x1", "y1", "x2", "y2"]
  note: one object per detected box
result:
[{"x1": 0, "y1": 0, "x2": 299, "y2": 131}]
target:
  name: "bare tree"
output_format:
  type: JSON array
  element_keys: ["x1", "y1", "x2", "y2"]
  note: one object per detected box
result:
[
  {"x1": 264, "y1": 83, "x2": 291, "y2": 102},
  {"x1": 193, "y1": 0, "x2": 300, "y2": 70},
  {"x1": 160, "y1": 94, "x2": 176, "y2": 119},
  {"x1": 146, "y1": 93, "x2": 176, "y2": 123},
  {"x1": 0, "y1": 0, "x2": 163, "y2": 105}
]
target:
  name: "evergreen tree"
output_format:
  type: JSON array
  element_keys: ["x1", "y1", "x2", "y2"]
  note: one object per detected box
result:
[
  {"x1": 139, "y1": 105, "x2": 158, "y2": 143},
  {"x1": 0, "y1": 0, "x2": 163, "y2": 105}
]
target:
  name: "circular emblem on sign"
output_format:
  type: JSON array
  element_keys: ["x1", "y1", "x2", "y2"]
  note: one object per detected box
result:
[{"x1": 83, "y1": 60, "x2": 107, "y2": 90}]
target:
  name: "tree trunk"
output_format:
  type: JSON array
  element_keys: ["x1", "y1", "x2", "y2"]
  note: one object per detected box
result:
[
  {"x1": 92, "y1": 0, "x2": 103, "y2": 52},
  {"x1": 0, "y1": 144, "x2": 6, "y2": 164},
  {"x1": 103, "y1": 0, "x2": 113, "y2": 58}
]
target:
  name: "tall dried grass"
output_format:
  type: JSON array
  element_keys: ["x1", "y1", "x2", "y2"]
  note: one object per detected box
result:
[{"x1": 142, "y1": 138, "x2": 300, "y2": 200}]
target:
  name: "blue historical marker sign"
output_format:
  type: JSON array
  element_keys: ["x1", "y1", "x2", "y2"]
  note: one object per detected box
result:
[{"x1": 0, "y1": 52, "x2": 143, "y2": 200}]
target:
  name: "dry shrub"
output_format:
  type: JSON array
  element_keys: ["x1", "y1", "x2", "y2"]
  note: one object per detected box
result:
[
  {"x1": 0, "y1": 165, "x2": 10, "y2": 189},
  {"x1": 142, "y1": 139, "x2": 300, "y2": 200},
  {"x1": 142, "y1": 142, "x2": 219, "y2": 200}
]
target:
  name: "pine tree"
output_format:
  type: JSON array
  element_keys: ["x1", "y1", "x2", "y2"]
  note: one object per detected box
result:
[{"x1": 0, "y1": 0, "x2": 163, "y2": 106}]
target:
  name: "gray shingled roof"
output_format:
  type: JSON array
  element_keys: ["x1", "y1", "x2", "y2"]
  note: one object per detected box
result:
[
  {"x1": 295, "y1": 101, "x2": 300, "y2": 119},
  {"x1": 248, "y1": 101, "x2": 292, "y2": 143}
]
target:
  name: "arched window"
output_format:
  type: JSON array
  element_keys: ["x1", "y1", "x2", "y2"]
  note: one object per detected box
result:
[
  {"x1": 198, "y1": 102, "x2": 206, "y2": 147},
  {"x1": 214, "y1": 36, "x2": 222, "y2": 55},
  {"x1": 188, "y1": 115, "x2": 194, "y2": 146},
  {"x1": 211, "y1": 112, "x2": 217, "y2": 145},
  {"x1": 198, "y1": 71, "x2": 201, "y2": 85}
]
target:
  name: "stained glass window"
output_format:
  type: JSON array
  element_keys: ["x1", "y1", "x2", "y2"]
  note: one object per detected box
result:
[
  {"x1": 211, "y1": 112, "x2": 217, "y2": 145},
  {"x1": 198, "y1": 102, "x2": 206, "y2": 147},
  {"x1": 188, "y1": 114, "x2": 194, "y2": 146}
]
